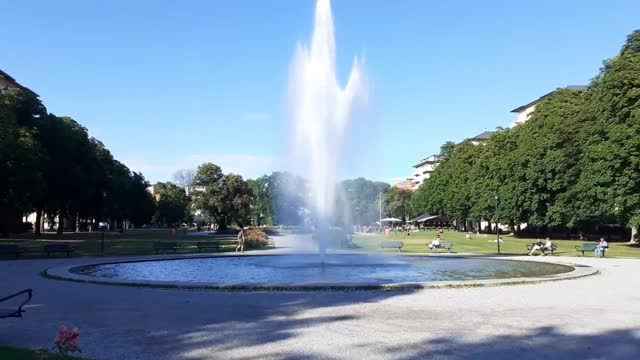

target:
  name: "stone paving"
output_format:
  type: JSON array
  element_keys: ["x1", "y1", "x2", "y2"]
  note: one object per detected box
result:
[{"x1": 1, "y1": 240, "x2": 639, "y2": 359}]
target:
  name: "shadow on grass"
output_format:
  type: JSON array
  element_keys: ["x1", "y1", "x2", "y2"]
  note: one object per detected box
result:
[{"x1": 381, "y1": 326, "x2": 640, "y2": 360}]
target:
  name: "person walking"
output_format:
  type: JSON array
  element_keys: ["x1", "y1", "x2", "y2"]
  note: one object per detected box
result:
[{"x1": 236, "y1": 228, "x2": 246, "y2": 253}]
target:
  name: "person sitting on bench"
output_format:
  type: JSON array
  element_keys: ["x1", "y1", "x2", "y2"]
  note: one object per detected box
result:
[
  {"x1": 595, "y1": 237, "x2": 608, "y2": 257},
  {"x1": 428, "y1": 234, "x2": 441, "y2": 252},
  {"x1": 529, "y1": 239, "x2": 546, "y2": 256}
]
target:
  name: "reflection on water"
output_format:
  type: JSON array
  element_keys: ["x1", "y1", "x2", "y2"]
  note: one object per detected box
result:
[{"x1": 74, "y1": 255, "x2": 573, "y2": 285}]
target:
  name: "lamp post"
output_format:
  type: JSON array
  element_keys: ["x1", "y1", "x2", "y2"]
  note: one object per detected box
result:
[{"x1": 495, "y1": 193, "x2": 501, "y2": 254}]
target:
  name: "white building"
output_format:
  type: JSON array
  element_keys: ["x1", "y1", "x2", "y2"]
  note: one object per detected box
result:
[
  {"x1": 466, "y1": 131, "x2": 493, "y2": 146},
  {"x1": 511, "y1": 85, "x2": 586, "y2": 126},
  {"x1": 407, "y1": 155, "x2": 440, "y2": 189}
]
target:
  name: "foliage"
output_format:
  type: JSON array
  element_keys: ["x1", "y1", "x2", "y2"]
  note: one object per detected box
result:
[
  {"x1": 339, "y1": 177, "x2": 390, "y2": 225},
  {"x1": 244, "y1": 228, "x2": 270, "y2": 248},
  {"x1": 1, "y1": 88, "x2": 154, "y2": 233},
  {"x1": 384, "y1": 186, "x2": 414, "y2": 222},
  {"x1": 411, "y1": 30, "x2": 640, "y2": 241},
  {"x1": 152, "y1": 182, "x2": 189, "y2": 225},
  {"x1": 192, "y1": 164, "x2": 252, "y2": 230},
  {"x1": 576, "y1": 30, "x2": 640, "y2": 240}
]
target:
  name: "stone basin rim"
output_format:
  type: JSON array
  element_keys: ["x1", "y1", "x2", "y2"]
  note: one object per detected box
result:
[{"x1": 43, "y1": 253, "x2": 598, "y2": 291}]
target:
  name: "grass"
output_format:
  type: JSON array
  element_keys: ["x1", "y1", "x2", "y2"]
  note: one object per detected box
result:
[
  {"x1": 0, "y1": 229, "x2": 238, "y2": 260},
  {"x1": 0, "y1": 345, "x2": 84, "y2": 359},
  {"x1": 354, "y1": 230, "x2": 640, "y2": 258}
]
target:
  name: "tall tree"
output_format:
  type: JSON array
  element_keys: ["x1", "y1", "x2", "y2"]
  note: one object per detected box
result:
[
  {"x1": 578, "y1": 30, "x2": 640, "y2": 243},
  {"x1": 0, "y1": 90, "x2": 44, "y2": 233}
]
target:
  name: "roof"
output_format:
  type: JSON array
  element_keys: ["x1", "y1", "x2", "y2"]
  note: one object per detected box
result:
[
  {"x1": 408, "y1": 214, "x2": 449, "y2": 223},
  {"x1": 510, "y1": 85, "x2": 586, "y2": 113},
  {"x1": 413, "y1": 155, "x2": 440, "y2": 168},
  {"x1": 469, "y1": 131, "x2": 494, "y2": 141},
  {"x1": 0, "y1": 69, "x2": 39, "y2": 97}
]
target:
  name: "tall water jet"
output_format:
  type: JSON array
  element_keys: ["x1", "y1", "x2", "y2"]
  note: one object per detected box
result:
[{"x1": 288, "y1": 0, "x2": 367, "y2": 255}]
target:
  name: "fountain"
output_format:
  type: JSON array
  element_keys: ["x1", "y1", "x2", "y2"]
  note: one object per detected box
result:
[
  {"x1": 288, "y1": 0, "x2": 367, "y2": 255},
  {"x1": 50, "y1": 0, "x2": 589, "y2": 291}
]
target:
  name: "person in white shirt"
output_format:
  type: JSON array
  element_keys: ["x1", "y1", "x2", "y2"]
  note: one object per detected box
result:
[{"x1": 428, "y1": 234, "x2": 441, "y2": 252}]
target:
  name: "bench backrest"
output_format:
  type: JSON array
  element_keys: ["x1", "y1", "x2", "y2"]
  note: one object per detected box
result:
[
  {"x1": 579, "y1": 243, "x2": 598, "y2": 251},
  {"x1": 381, "y1": 240, "x2": 403, "y2": 248},
  {"x1": 440, "y1": 242, "x2": 453, "y2": 248}
]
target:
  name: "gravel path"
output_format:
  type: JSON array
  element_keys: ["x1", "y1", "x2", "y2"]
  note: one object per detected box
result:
[{"x1": 1, "y1": 246, "x2": 639, "y2": 359}]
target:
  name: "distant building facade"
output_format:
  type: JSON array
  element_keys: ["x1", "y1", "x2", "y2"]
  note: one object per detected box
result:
[
  {"x1": 510, "y1": 85, "x2": 586, "y2": 126},
  {"x1": 466, "y1": 131, "x2": 494, "y2": 146},
  {"x1": 406, "y1": 155, "x2": 440, "y2": 189}
]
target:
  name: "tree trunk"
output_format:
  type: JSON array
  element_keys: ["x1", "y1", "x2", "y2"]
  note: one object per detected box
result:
[
  {"x1": 509, "y1": 220, "x2": 515, "y2": 235},
  {"x1": 34, "y1": 209, "x2": 43, "y2": 236},
  {"x1": 631, "y1": 225, "x2": 639, "y2": 244},
  {"x1": 217, "y1": 217, "x2": 227, "y2": 231},
  {"x1": 56, "y1": 210, "x2": 65, "y2": 235}
]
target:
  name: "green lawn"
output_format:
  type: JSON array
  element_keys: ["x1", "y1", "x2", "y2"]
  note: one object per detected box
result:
[
  {"x1": 0, "y1": 229, "x2": 239, "y2": 260},
  {"x1": 0, "y1": 345, "x2": 83, "y2": 359},
  {"x1": 354, "y1": 230, "x2": 640, "y2": 258}
]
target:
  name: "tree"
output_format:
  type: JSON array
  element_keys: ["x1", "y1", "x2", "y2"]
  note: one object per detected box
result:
[
  {"x1": 216, "y1": 174, "x2": 253, "y2": 229},
  {"x1": 152, "y1": 182, "x2": 189, "y2": 225},
  {"x1": 577, "y1": 30, "x2": 640, "y2": 243},
  {"x1": 172, "y1": 168, "x2": 196, "y2": 195},
  {"x1": 339, "y1": 177, "x2": 390, "y2": 225},
  {"x1": 0, "y1": 89, "x2": 44, "y2": 233},
  {"x1": 247, "y1": 176, "x2": 273, "y2": 225},
  {"x1": 384, "y1": 187, "x2": 414, "y2": 223},
  {"x1": 194, "y1": 163, "x2": 223, "y2": 186},
  {"x1": 192, "y1": 163, "x2": 253, "y2": 230},
  {"x1": 125, "y1": 172, "x2": 156, "y2": 227}
]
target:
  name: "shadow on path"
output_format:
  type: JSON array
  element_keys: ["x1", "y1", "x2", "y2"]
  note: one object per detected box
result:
[{"x1": 383, "y1": 326, "x2": 640, "y2": 360}]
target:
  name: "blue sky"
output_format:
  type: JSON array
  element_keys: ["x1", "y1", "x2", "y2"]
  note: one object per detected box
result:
[{"x1": 2, "y1": 0, "x2": 639, "y2": 184}]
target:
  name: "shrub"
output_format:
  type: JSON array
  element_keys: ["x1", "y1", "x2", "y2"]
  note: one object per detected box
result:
[{"x1": 245, "y1": 229, "x2": 270, "y2": 248}]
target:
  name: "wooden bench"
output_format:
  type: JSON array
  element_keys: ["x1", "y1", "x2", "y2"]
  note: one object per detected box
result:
[
  {"x1": 0, "y1": 244, "x2": 23, "y2": 258},
  {"x1": 43, "y1": 244, "x2": 74, "y2": 257},
  {"x1": 526, "y1": 243, "x2": 558, "y2": 255},
  {"x1": 380, "y1": 240, "x2": 403, "y2": 252},
  {"x1": 428, "y1": 242, "x2": 454, "y2": 253},
  {"x1": 575, "y1": 243, "x2": 606, "y2": 257},
  {"x1": 196, "y1": 241, "x2": 222, "y2": 252},
  {"x1": 0, "y1": 289, "x2": 32, "y2": 319},
  {"x1": 153, "y1": 242, "x2": 178, "y2": 254}
]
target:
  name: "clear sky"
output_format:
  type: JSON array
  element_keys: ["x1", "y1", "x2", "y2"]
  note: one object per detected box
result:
[{"x1": 2, "y1": 0, "x2": 639, "y2": 184}]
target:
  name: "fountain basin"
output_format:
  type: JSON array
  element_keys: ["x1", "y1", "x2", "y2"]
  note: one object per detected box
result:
[{"x1": 45, "y1": 254, "x2": 596, "y2": 290}]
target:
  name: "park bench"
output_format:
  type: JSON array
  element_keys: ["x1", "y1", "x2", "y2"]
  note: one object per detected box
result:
[
  {"x1": 526, "y1": 243, "x2": 558, "y2": 255},
  {"x1": 196, "y1": 241, "x2": 222, "y2": 252},
  {"x1": 575, "y1": 243, "x2": 606, "y2": 257},
  {"x1": 380, "y1": 240, "x2": 403, "y2": 252},
  {"x1": 0, "y1": 289, "x2": 32, "y2": 319},
  {"x1": 0, "y1": 244, "x2": 23, "y2": 258},
  {"x1": 428, "y1": 242, "x2": 454, "y2": 253},
  {"x1": 153, "y1": 242, "x2": 178, "y2": 254},
  {"x1": 43, "y1": 244, "x2": 74, "y2": 257}
]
